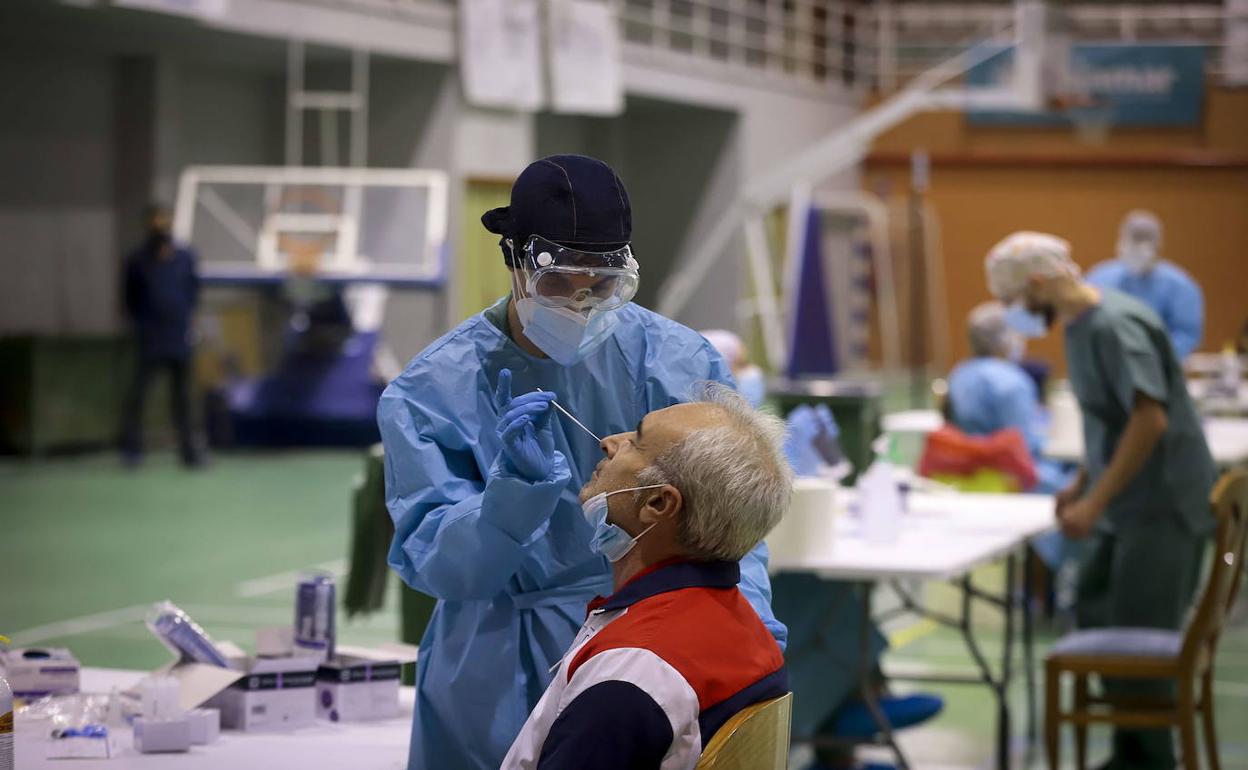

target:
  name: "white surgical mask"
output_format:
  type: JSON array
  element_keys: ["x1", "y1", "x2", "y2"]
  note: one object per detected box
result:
[
  {"x1": 736, "y1": 365, "x2": 766, "y2": 409},
  {"x1": 513, "y1": 271, "x2": 620, "y2": 365},
  {"x1": 1118, "y1": 242, "x2": 1158, "y2": 276},
  {"x1": 1006, "y1": 334, "x2": 1026, "y2": 363},
  {"x1": 581, "y1": 484, "x2": 665, "y2": 562},
  {"x1": 1004, "y1": 300, "x2": 1048, "y2": 339}
]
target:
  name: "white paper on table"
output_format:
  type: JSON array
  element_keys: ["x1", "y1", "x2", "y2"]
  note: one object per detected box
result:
[
  {"x1": 547, "y1": 0, "x2": 624, "y2": 115},
  {"x1": 113, "y1": 0, "x2": 229, "y2": 19},
  {"x1": 460, "y1": 0, "x2": 544, "y2": 111}
]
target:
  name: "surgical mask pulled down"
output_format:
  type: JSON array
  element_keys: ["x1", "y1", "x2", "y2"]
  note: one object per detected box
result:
[
  {"x1": 533, "y1": 391, "x2": 662, "y2": 562},
  {"x1": 581, "y1": 485, "x2": 666, "y2": 562}
]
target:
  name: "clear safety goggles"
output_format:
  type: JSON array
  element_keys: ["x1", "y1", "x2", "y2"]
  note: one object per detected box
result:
[{"x1": 510, "y1": 235, "x2": 640, "y2": 313}]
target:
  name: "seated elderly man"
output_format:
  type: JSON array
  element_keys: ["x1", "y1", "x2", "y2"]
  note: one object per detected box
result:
[{"x1": 501, "y1": 383, "x2": 792, "y2": 770}]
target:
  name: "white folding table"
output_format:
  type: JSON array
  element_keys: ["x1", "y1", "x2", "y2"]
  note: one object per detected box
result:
[
  {"x1": 771, "y1": 489, "x2": 1056, "y2": 770},
  {"x1": 1044, "y1": 417, "x2": 1248, "y2": 468},
  {"x1": 16, "y1": 668, "x2": 414, "y2": 769}
]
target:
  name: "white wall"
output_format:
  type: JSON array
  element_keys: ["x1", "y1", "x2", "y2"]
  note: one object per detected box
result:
[{"x1": 0, "y1": 47, "x2": 118, "y2": 336}]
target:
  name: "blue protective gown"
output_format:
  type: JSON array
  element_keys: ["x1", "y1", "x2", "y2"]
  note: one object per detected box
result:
[
  {"x1": 1086, "y1": 259, "x2": 1204, "y2": 360},
  {"x1": 377, "y1": 298, "x2": 786, "y2": 770}
]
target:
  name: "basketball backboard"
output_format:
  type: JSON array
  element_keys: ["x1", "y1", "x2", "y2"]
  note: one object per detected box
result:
[{"x1": 173, "y1": 166, "x2": 449, "y2": 287}]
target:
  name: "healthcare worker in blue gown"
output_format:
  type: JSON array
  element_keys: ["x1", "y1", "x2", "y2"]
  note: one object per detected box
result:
[
  {"x1": 948, "y1": 300, "x2": 1071, "y2": 496},
  {"x1": 948, "y1": 301, "x2": 1078, "y2": 602},
  {"x1": 377, "y1": 155, "x2": 786, "y2": 770},
  {"x1": 1087, "y1": 210, "x2": 1204, "y2": 360}
]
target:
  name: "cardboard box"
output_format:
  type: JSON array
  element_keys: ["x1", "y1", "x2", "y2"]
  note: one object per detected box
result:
[
  {"x1": 1, "y1": 647, "x2": 80, "y2": 698},
  {"x1": 315, "y1": 644, "x2": 417, "y2": 723},
  {"x1": 208, "y1": 654, "x2": 321, "y2": 731}
]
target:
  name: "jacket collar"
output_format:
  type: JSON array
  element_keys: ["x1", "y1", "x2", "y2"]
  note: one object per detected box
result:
[{"x1": 588, "y1": 558, "x2": 740, "y2": 613}]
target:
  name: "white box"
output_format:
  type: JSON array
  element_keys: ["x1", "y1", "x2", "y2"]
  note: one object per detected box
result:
[
  {"x1": 316, "y1": 661, "x2": 401, "y2": 722},
  {"x1": 187, "y1": 708, "x2": 220, "y2": 744},
  {"x1": 209, "y1": 654, "x2": 320, "y2": 731},
  {"x1": 315, "y1": 644, "x2": 417, "y2": 723},
  {"x1": 133, "y1": 716, "x2": 192, "y2": 753},
  {"x1": 1, "y1": 647, "x2": 80, "y2": 698}
]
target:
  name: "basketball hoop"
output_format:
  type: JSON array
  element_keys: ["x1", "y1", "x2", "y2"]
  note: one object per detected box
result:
[{"x1": 273, "y1": 186, "x2": 341, "y2": 277}]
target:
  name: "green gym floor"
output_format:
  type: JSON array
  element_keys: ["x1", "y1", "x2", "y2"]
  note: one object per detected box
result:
[{"x1": 3, "y1": 450, "x2": 1247, "y2": 768}]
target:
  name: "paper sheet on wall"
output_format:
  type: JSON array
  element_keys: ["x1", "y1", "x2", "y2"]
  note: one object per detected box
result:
[
  {"x1": 459, "y1": 0, "x2": 544, "y2": 111},
  {"x1": 1227, "y1": 0, "x2": 1248, "y2": 86},
  {"x1": 547, "y1": 0, "x2": 624, "y2": 115}
]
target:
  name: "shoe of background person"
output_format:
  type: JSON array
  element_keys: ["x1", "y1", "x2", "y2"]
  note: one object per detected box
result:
[{"x1": 830, "y1": 693, "x2": 945, "y2": 739}]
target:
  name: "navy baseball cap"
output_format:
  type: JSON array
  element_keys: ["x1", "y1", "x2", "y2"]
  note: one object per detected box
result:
[{"x1": 482, "y1": 154, "x2": 632, "y2": 267}]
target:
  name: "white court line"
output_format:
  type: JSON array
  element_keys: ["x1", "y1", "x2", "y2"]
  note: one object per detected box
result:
[
  {"x1": 234, "y1": 558, "x2": 347, "y2": 598},
  {"x1": 7, "y1": 605, "x2": 149, "y2": 646}
]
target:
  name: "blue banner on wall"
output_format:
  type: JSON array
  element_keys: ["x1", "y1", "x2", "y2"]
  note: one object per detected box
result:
[{"x1": 966, "y1": 44, "x2": 1206, "y2": 127}]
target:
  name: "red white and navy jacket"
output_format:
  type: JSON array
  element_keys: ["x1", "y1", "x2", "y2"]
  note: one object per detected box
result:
[{"x1": 500, "y1": 559, "x2": 788, "y2": 770}]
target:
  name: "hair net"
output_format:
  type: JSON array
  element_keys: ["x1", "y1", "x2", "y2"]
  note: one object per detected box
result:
[{"x1": 984, "y1": 231, "x2": 1079, "y2": 299}]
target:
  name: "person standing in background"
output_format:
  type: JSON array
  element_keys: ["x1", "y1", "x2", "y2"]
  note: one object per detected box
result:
[
  {"x1": 120, "y1": 203, "x2": 205, "y2": 468},
  {"x1": 1087, "y1": 210, "x2": 1204, "y2": 360},
  {"x1": 986, "y1": 231, "x2": 1214, "y2": 770}
]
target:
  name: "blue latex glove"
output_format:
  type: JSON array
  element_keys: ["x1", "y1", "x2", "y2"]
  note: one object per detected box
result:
[
  {"x1": 493, "y1": 368, "x2": 558, "y2": 481},
  {"x1": 784, "y1": 405, "x2": 824, "y2": 477}
]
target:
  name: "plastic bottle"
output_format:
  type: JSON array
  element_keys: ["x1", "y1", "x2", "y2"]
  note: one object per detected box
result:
[
  {"x1": 1, "y1": 634, "x2": 13, "y2": 770},
  {"x1": 859, "y1": 460, "x2": 902, "y2": 544},
  {"x1": 1216, "y1": 343, "x2": 1242, "y2": 397}
]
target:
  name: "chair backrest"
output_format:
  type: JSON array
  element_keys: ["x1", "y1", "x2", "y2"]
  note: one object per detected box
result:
[
  {"x1": 1181, "y1": 470, "x2": 1248, "y2": 668},
  {"x1": 695, "y1": 693, "x2": 793, "y2": 770}
]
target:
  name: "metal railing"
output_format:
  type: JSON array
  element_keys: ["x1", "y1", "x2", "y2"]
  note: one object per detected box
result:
[{"x1": 258, "y1": 1, "x2": 1233, "y2": 91}]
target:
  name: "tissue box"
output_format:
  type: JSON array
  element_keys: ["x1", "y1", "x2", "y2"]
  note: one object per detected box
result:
[
  {"x1": 210, "y1": 654, "x2": 320, "y2": 731},
  {"x1": 187, "y1": 708, "x2": 220, "y2": 744},
  {"x1": 316, "y1": 657, "x2": 403, "y2": 722},
  {"x1": 1, "y1": 647, "x2": 80, "y2": 698},
  {"x1": 133, "y1": 716, "x2": 192, "y2": 753}
]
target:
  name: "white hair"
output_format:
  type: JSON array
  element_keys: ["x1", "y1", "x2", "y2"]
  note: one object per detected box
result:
[
  {"x1": 635, "y1": 382, "x2": 792, "y2": 562},
  {"x1": 967, "y1": 300, "x2": 1011, "y2": 357}
]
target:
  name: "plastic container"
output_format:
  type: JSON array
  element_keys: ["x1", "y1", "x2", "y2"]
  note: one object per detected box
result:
[
  {"x1": 294, "y1": 571, "x2": 336, "y2": 661},
  {"x1": 859, "y1": 460, "x2": 902, "y2": 545},
  {"x1": 146, "y1": 602, "x2": 230, "y2": 668}
]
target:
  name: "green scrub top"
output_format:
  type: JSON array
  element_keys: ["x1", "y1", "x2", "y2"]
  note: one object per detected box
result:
[{"x1": 1064, "y1": 289, "x2": 1215, "y2": 534}]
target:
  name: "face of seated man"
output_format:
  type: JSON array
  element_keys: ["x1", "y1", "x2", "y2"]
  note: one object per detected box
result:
[{"x1": 580, "y1": 402, "x2": 724, "y2": 558}]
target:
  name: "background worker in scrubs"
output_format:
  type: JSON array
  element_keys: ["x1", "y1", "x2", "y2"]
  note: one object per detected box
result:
[
  {"x1": 377, "y1": 154, "x2": 785, "y2": 770},
  {"x1": 1087, "y1": 210, "x2": 1204, "y2": 360},
  {"x1": 986, "y1": 231, "x2": 1215, "y2": 770}
]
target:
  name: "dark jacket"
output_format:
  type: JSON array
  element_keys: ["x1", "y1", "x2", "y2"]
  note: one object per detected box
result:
[{"x1": 123, "y1": 239, "x2": 200, "y2": 360}]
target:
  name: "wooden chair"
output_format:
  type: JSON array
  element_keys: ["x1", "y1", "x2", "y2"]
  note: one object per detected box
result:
[
  {"x1": 1044, "y1": 471, "x2": 1248, "y2": 770},
  {"x1": 695, "y1": 693, "x2": 793, "y2": 770}
]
